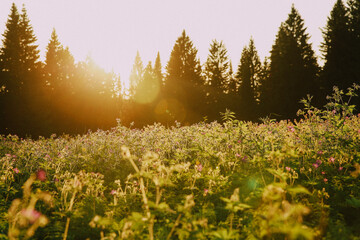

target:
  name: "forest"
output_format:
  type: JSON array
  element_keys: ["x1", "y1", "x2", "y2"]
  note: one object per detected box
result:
[
  {"x1": 0, "y1": 1, "x2": 358, "y2": 137},
  {"x1": 1, "y1": 1, "x2": 360, "y2": 239}
]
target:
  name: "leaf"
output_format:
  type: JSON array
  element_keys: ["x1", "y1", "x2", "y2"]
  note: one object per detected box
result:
[
  {"x1": 345, "y1": 197, "x2": 360, "y2": 208},
  {"x1": 287, "y1": 186, "x2": 310, "y2": 195}
]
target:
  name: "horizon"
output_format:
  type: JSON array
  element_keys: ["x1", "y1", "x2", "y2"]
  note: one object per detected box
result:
[{"x1": 0, "y1": 0, "x2": 336, "y2": 86}]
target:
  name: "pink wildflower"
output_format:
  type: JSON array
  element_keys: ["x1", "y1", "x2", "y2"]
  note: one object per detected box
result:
[
  {"x1": 288, "y1": 126, "x2": 295, "y2": 132},
  {"x1": 339, "y1": 166, "x2": 343, "y2": 171},
  {"x1": 329, "y1": 157, "x2": 335, "y2": 163},
  {"x1": 316, "y1": 159, "x2": 322, "y2": 165},
  {"x1": 313, "y1": 163, "x2": 319, "y2": 169},
  {"x1": 285, "y1": 167, "x2": 291, "y2": 171},
  {"x1": 36, "y1": 169, "x2": 46, "y2": 181},
  {"x1": 235, "y1": 153, "x2": 241, "y2": 158},
  {"x1": 196, "y1": 163, "x2": 203, "y2": 172},
  {"x1": 317, "y1": 151, "x2": 323, "y2": 155},
  {"x1": 324, "y1": 178, "x2": 328, "y2": 183},
  {"x1": 21, "y1": 209, "x2": 41, "y2": 224},
  {"x1": 110, "y1": 190, "x2": 117, "y2": 195},
  {"x1": 13, "y1": 168, "x2": 19, "y2": 174},
  {"x1": 321, "y1": 171, "x2": 325, "y2": 175},
  {"x1": 204, "y1": 189, "x2": 209, "y2": 196}
]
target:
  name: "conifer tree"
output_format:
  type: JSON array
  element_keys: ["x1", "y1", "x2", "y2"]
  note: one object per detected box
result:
[
  {"x1": 154, "y1": 52, "x2": 163, "y2": 86},
  {"x1": 237, "y1": 38, "x2": 261, "y2": 120},
  {"x1": 203, "y1": 39, "x2": 231, "y2": 119},
  {"x1": 227, "y1": 61, "x2": 237, "y2": 94},
  {"x1": 134, "y1": 61, "x2": 160, "y2": 104},
  {"x1": 260, "y1": 5, "x2": 319, "y2": 119},
  {"x1": 45, "y1": 29, "x2": 75, "y2": 91},
  {"x1": 129, "y1": 51, "x2": 144, "y2": 98},
  {"x1": 19, "y1": 5, "x2": 40, "y2": 74},
  {"x1": 321, "y1": 0, "x2": 353, "y2": 93},
  {"x1": 165, "y1": 30, "x2": 204, "y2": 122},
  {"x1": 348, "y1": 0, "x2": 360, "y2": 83},
  {"x1": 0, "y1": 3, "x2": 21, "y2": 92},
  {"x1": 204, "y1": 40, "x2": 229, "y2": 90}
]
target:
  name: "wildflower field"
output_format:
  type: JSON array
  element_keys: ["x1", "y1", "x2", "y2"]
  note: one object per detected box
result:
[{"x1": 1, "y1": 89, "x2": 360, "y2": 240}]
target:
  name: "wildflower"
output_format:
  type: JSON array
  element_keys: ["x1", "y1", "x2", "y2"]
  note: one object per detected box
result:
[
  {"x1": 285, "y1": 167, "x2": 291, "y2": 171},
  {"x1": 237, "y1": 140, "x2": 241, "y2": 143},
  {"x1": 313, "y1": 163, "x2": 319, "y2": 169},
  {"x1": 241, "y1": 156, "x2": 248, "y2": 163},
  {"x1": 321, "y1": 171, "x2": 325, "y2": 175},
  {"x1": 317, "y1": 151, "x2": 323, "y2": 155},
  {"x1": 316, "y1": 159, "x2": 322, "y2": 165},
  {"x1": 235, "y1": 153, "x2": 241, "y2": 158},
  {"x1": 328, "y1": 157, "x2": 335, "y2": 163},
  {"x1": 324, "y1": 178, "x2": 328, "y2": 183},
  {"x1": 288, "y1": 126, "x2": 295, "y2": 132},
  {"x1": 21, "y1": 209, "x2": 41, "y2": 224},
  {"x1": 339, "y1": 166, "x2": 343, "y2": 171},
  {"x1": 36, "y1": 169, "x2": 46, "y2": 181},
  {"x1": 196, "y1": 163, "x2": 203, "y2": 172},
  {"x1": 203, "y1": 188, "x2": 209, "y2": 196},
  {"x1": 13, "y1": 168, "x2": 19, "y2": 173},
  {"x1": 5, "y1": 154, "x2": 11, "y2": 157},
  {"x1": 110, "y1": 190, "x2": 117, "y2": 195}
]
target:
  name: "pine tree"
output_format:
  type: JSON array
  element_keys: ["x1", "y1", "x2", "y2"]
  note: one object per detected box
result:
[
  {"x1": 45, "y1": 29, "x2": 75, "y2": 92},
  {"x1": 227, "y1": 61, "x2": 237, "y2": 94},
  {"x1": 321, "y1": 0, "x2": 353, "y2": 93},
  {"x1": 204, "y1": 40, "x2": 229, "y2": 89},
  {"x1": 164, "y1": 30, "x2": 204, "y2": 122},
  {"x1": 203, "y1": 39, "x2": 231, "y2": 119},
  {"x1": 19, "y1": 4, "x2": 40, "y2": 74},
  {"x1": 237, "y1": 38, "x2": 261, "y2": 120},
  {"x1": 134, "y1": 61, "x2": 160, "y2": 104},
  {"x1": 348, "y1": 0, "x2": 360, "y2": 83},
  {"x1": 45, "y1": 28, "x2": 62, "y2": 90},
  {"x1": 261, "y1": 5, "x2": 319, "y2": 119},
  {"x1": 129, "y1": 51, "x2": 144, "y2": 98},
  {"x1": 0, "y1": 3, "x2": 21, "y2": 92},
  {"x1": 153, "y1": 52, "x2": 163, "y2": 86}
]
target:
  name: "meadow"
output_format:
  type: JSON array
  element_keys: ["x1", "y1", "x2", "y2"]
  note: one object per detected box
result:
[{"x1": 1, "y1": 87, "x2": 360, "y2": 240}]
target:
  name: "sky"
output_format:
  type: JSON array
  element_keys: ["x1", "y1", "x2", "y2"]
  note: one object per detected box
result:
[{"x1": 0, "y1": 0, "x2": 337, "y2": 86}]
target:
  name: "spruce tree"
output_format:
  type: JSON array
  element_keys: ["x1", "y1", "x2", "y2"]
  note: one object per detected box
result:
[
  {"x1": 227, "y1": 61, "x2": 237, "y2": 94},
  {"x1": 261, "y1": 5, "x2": 319, "y2": 119},
  {"x1": 134, "y1": 61, "x2": 160, "y2": 104},
  {"x1": 45, "y1": 29, "x2": 75, "y2": 92},
  {"x1": 348, "y1": 0, "x2": 360, "y2": 83},
  {"x1": 19, "y1": 5, "x2": 40, "y2": 74},
  {"x1": 0, "y1": 3, "x2": 21, "y2": 92},
  {"x1": 45, "y1": 28, "x2": 62, "y2": 90},
  {"x1": 321, "y1": 0, "x2": 353, "y2": 93},
  {"x1": 203, "y1": 39, "x2": 231, "y2": 119},
  {"x1": 129, "y1": 51, "x2": 144, "y2": 98},
  {"x1": 164, "y1": 30, "x2": 204, "y2": 122},
  {"x1": 154, "y1": 52, "x2": 163, "y2": 86},
  {"x1": 237, "y1": 38, "x2": 261, "y2": 120}
]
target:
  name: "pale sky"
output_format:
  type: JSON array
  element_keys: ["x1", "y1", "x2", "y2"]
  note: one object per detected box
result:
[{"x1": 0, "y1": 0, "x2": 336, "y2": 86}]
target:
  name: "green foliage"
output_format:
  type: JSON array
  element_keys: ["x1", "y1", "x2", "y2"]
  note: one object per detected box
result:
[
  {"x1": 261, "y1": 5, "x2": 319, "y2": 119},
  {"x1": 1, "y1": 86, "x2": 360, "y2": 239}
]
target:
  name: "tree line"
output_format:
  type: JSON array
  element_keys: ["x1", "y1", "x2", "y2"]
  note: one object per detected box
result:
[{"x1": 1, "y1": 0, "x2": 360, "y2": 137}]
